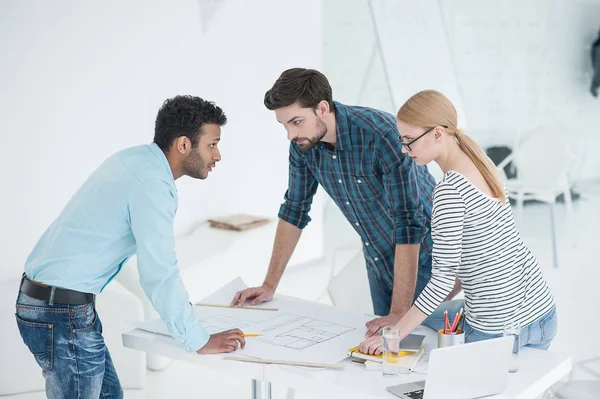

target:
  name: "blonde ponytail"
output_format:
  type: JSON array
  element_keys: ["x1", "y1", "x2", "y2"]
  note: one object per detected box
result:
[
  {"x1": 397, "y1": 90, "x2": 506, "y2": 203},
  {"x1": 455, "y1": 130, "x2": 506, "y2": 203}
]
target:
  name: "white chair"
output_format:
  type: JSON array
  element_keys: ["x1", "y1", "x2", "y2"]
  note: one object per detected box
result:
[
  {"x1": 543, "y1": 357, "x2": 600, "y2": 398},
  {"x1": 326, "y1": 249, "x2": 374, "y2": 315},
  {"x1": 496, "y1": 126, "x2": 577, "y2": 268},
  {"x1": 322, "y1": 195, "x2": 363, "y2": 279},
  {"x1": 0, "y1": 277, "x2": 146, "y2": 396}
]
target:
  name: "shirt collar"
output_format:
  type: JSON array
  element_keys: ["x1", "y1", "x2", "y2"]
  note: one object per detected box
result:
[
  {"x1": 333, "y1": 101, "x2": 352, "y2": 151},
  {"x1": 149, "y1": 142, "x2": 175, "y2": 181}
]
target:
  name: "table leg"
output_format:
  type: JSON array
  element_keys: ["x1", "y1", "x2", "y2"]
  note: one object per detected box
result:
[{"x1": 251, "y1": 379, "x2": 272, "y2": 399}]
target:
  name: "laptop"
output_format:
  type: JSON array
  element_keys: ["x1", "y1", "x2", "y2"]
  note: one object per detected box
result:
[{"x1": 387, "y1": 336, "x2": 513, "y2": 399}]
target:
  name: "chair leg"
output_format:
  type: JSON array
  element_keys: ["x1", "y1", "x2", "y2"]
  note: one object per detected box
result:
[
  {"x1": 516, "y1": 192, "x2": 525, "y2": 221},
  {"x1": 563, "y1": 186, "x2": 573, "y2": 214},
  {"x1": 549, "y1": 203, "x2": 558, "y2": 268}
]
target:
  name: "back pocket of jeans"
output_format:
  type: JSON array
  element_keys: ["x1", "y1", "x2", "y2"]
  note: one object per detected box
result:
[
  {"x1": 540, "y1": 308, "x2": 558, "y2": 342},
  {"x1": 15, "y1": 314, "x2": 53, "y2": 371}
]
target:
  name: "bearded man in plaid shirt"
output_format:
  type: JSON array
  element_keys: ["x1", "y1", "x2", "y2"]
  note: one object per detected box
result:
[{"x1": 232, "y1": 68, "x2": 440, "y2": 338}]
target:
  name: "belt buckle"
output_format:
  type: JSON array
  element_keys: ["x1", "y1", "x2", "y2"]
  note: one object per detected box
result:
[{"x1": 48, "y1": 286, "x2": 57, "y2": 305}]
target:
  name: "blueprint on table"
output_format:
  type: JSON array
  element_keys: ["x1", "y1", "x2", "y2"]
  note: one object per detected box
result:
[{"x1": 136, "y1": 277, "x2": 372, "y2": 364}]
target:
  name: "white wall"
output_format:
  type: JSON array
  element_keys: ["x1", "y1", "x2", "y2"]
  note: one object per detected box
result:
[
  {"x1": 370, "y1": 0, "x2": 467, "y2": 128},
  {"x1": 441, "y1": 0, "x2": 600, "y2": 183},
  {"x1": 0, "y1": 0, "x2": 324, "y2": 282},
  {"x1": 324, "y1": 0, "x2": 600, "y2": 183},
  {"x1": 324, "y1": 0, "x2": 394, "y2": 112}
]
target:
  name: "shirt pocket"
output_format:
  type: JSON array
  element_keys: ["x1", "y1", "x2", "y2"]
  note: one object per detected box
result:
[
  {"x1": 350, "y1": 174, "x2": 381, "y2": 202},
  {"x1": 15, "y1": 314, "x2": 54, "y2": 371}
]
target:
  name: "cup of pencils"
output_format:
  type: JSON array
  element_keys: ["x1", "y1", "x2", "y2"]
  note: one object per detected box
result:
[{"x1": 437, "y1": 308, "x2": 465, "y2": 348}]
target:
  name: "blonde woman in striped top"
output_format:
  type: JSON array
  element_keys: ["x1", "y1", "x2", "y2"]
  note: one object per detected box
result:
[{"x1": 360, "y1": 90, "x2": 556, "y2": 355}]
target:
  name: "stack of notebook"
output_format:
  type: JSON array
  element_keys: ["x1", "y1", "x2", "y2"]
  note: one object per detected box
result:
[
  {"x1": 207, "y1": 214, "x2": 270, "y2": 231},
  {"x1": 347, "y1": 334, "x2": 425, "y2": 373}
]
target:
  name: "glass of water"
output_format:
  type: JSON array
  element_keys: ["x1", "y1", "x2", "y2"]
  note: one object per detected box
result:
[
  {"x1": 503, "y1": 321, "x2": 521, "y2": 373},
  {"x1": 382, "y1": 326, "x2": 401, "y2": 377}
]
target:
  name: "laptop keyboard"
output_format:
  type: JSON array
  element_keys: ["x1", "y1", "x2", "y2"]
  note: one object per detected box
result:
[{"x1": 405, "y1": 389, "x2": 424, "y2": 399}]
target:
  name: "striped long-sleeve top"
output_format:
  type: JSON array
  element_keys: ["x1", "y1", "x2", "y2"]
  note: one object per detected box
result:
[{"x1": 414, "y1": 171, "x2": 555, "y2": 333}]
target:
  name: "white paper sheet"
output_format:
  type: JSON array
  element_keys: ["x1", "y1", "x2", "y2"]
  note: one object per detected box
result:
[{"x1": 136, "y1": 277, "x2": 372, "y2": 364}]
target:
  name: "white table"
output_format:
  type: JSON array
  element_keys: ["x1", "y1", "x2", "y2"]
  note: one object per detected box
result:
[
  {"x1": 123, "y1": 317, "x2": 571, "y2": 399},
  {"x1": 122, "y1": 328, "x2": 268, "y2": 398},
  {"x1": 264, "y1": 326, "x2": 573, "y2": 399}
]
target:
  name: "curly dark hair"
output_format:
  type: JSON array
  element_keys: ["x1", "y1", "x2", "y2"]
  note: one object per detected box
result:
[
  {"x1": 264, "y1": 68, "x2": 335, "y2": 111},
  {"x1": 154, "y1": 95, "x2": 227, "y2": 151}
]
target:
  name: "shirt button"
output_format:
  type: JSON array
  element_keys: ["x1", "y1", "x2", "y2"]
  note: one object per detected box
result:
[
  {"x1": 374, "y1": 257, "x2": 379, "y2": 261},
  {"x1": 338, "y1": 179, "x2": 342, "y2": 183},
  {"x1": 355, "y1": 222, "x2": 360, "y2": 226},
  {"x1": 180, "y1": 339, "x2": 185, "y2": 343},
  {"x1": 357, "y1": 179, "x2": 362, "y2": 184},
  {"x1": 365, "y1": 242, "x2": 369, "y2": 246},
  {"x1": 345, "y1": 201, "x2": 350, "y2": 205},
  {"x1": 332, "y1": 155, "x2": 337, "y2": 159}
]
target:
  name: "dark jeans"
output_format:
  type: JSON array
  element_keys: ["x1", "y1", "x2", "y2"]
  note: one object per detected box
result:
[
  {"x1": 367, "y1": 262, "x2": 432, "y2": 316},
  {"x1": 15, "y1": 291, "x2": 123, "y2": 398}
]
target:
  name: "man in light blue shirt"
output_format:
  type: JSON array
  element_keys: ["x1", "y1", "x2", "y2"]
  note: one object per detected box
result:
[{"x1": 15, "y1": 96, "x2": 245, "y2": 398}]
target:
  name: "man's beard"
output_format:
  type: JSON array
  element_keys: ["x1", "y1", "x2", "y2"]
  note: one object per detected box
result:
[
  {"x1": 296, "y1": 117, "x2": 327, "y2": 152},
  {"x1": 183, "y1": 150, "x2": 208, "y2": 179}
]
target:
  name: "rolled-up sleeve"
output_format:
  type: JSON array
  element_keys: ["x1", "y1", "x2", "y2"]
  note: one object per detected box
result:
[
  {"x1": 128, "y1": 179, "x2": 209, "y2": 352},
  {"x1": 377, "y1": 137, "x2": 428, "y2": 245},
  {"x1": 278, "y1": 143, "x2": 319, "y2": 229}
]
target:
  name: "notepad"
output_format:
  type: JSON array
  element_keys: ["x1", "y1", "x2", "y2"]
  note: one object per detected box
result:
[{"x1": 399, "y1": 333, "x2": 425, "y2": 352}]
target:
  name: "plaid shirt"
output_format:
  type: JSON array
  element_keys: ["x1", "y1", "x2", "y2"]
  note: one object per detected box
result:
[{"x1": 279, "y1": 102, "x2": 435, "y2": 288}]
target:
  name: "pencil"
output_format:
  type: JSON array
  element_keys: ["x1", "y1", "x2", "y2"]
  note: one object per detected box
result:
[
  {"x1": 452, "y1": 314, "x2": 461, "y2": 333},
  {"x1": 450, "y1": 307, "x2": 464, "y2": 333},
  {"x1": 241, "y1": 334, "x2": 261, "y2": 337},
  {"x1": 444, "y1": 310, "x2": 448, "y2": 334},
  {"x1": 450, "y1": 312, "x2": 459, "y2": 333}
]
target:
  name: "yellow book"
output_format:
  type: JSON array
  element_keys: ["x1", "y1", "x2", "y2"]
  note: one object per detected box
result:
[
  {"x1": 348, "y1": 346, "x2": 425, "y2": 373},
  {"x1": 347, "y1": 346, "x2": 414, "y2": 364}
]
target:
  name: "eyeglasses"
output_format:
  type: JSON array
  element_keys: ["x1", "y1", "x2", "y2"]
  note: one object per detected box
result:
[{"x1": 399, "y1": 125, "x2": 448, "y2": 152}]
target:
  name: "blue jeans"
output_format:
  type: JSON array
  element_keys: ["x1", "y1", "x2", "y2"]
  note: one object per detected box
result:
[
  {"x1": 367, "y1": 263, "x2": 432, "y2": 316},
  {"x1": 422, "y1": 299, "x2": 558, "y2": 350},
  {"x1": 15, "y1": 292, "x2": 123, "y2": 398}
]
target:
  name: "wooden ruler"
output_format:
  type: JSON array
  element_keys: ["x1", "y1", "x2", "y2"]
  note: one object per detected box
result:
[
  {"x1": 223, "y1": 356, "x2": 345, "y2": 370},
  {"x1": 194, "y1": 303, "x2": 279, "y2": 311}
]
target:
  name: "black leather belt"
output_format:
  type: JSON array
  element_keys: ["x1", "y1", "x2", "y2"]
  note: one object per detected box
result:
[{"x1": 20, "y1": 273, "x2": 95, "y2": 305}]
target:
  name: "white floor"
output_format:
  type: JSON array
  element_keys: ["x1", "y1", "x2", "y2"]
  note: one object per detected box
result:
[{"x1": 12, "y1": 181, "x2": 600, "y2": 399}]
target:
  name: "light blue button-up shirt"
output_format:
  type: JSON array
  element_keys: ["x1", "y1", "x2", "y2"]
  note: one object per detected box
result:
[{"x1": 25, "y1": 143, "x2": 209, "y2": 351}]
